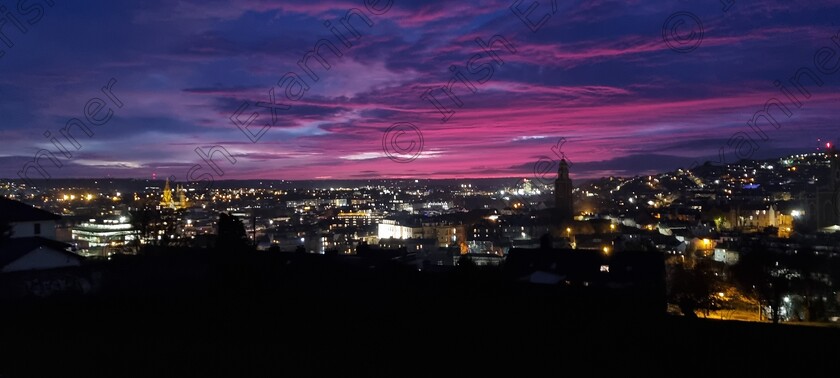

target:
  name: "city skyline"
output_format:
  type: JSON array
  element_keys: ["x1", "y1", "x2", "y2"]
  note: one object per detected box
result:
[
  {"x1": 2, "y1": 1, "x2": 840, "y2": 181},
  {"x1": 4, "y1": 2, "x2": 840, "y2": 375}
]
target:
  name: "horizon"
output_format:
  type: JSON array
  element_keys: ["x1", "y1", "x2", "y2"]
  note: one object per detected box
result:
[{"x1": 0, "y1": 148, "x2": 829, "y2": 184}]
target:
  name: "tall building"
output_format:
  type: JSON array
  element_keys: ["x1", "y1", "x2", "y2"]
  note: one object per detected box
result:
[
  {"x1": 802, "y1": 148, "x2": 840, "y2": 229},
  {"x1": 160, "y1": 178, "x2": 173, "y2": 208},
  {"x1": 554, "y1": 159, "x2": 573, "y2": 221}
]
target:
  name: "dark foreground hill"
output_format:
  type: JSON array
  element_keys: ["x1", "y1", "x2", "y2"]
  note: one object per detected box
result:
[{"x1": 1, "y1": 250, "x2": 838, "y2": 377}]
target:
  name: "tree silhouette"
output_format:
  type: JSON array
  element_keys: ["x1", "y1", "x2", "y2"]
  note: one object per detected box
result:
[
  {"x1": 668, "y1": 259, "x2": 722, "y2": 318},
  {"x1": 731, "y1": 250, "x2": 787, "y2": 324},
  {"x1": 129, "y1": 208, "x2": 159, "y2": 252},
  {"x1": 216, "y1": 213, "x2": 249, "y2": 252},
  {"x1": 786, "y1": 243, "x2": 831, "y2": 321}
]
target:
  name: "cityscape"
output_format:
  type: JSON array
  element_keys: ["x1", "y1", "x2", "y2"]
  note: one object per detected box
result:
[
  {"x1": 2, "y1": 0, "x2": 840, "y2": 376},
  {"x1": 2, "y1": 147, "x2": 840, "y2": 373}
]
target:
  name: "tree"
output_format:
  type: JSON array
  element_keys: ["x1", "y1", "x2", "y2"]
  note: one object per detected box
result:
[
  {"x1": 731, "y1": 250, "x2": 787, "y2": 324},
  {"x1": 787, "y1": 243, "x2": 830, "y2": 321},
  {"x1": 129, "y1": 208, "x2": 159, "y2": 252},
  {"x1": 668, "y1": 259, "x2": 723, "y2": 318},
  {"x1": 216, "y1": 213, "x2": 249, "y2": 252}
]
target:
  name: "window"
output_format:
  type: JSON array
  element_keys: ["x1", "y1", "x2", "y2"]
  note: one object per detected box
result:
[{"x1": 34, "y1": 223, "x2": 41, "y2": 235}]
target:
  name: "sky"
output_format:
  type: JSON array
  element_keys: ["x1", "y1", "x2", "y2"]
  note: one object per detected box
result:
[{"x1": 1, "y1": 0, "x2": 840, "y2": 181}]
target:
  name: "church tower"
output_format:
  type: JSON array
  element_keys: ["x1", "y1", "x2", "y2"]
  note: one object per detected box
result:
[
  {"x1": 554, "y1": 159, "x2": 573, "y2": 221},
  {"x1": 160, "y1": 178, "x2": 173, "y2": 209},
  {"x1": 178, "y1": 185, "x2": 188, "y2": 209}
]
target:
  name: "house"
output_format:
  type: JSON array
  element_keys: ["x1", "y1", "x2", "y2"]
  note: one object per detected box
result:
[
  {"x1": 0, "y1": 237, "x2": 83, "y2": 273},
  {"x1": 0, "y1": 197, "x2": 62, "y2": 240},
  {"x1": 1, "y1": 198, "x2": 84, "y2": 273},
  {"x1": 713, "y1": 244, "x2": 740, "y2": 265}
]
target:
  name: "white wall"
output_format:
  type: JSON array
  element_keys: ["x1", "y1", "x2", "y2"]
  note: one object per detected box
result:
[
  {"x1": 11, "y1": 220, "x2": 57, "y2": 240},
  {"x1": 2, "y1": 246, "x2": 81, "y2": 273},
  {"x1": 377, "y1": 223, "x2": 413, "y2": 239}
]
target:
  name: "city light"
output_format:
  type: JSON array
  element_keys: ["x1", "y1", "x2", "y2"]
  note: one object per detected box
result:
[{"x1": 3, "y1": 6, "x2": 840, "y2": 368}]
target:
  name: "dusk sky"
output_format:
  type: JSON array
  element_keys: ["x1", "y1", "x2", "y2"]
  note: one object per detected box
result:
[{"x1": 2, "y1": 0, "x2": 840, "y2": 181}]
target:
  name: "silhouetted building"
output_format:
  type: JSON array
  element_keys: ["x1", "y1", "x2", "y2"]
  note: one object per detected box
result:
[
  {"x1": 0, "y1": 237, "x2": 82, "y2": 273},
  {"x1": 0, "y1": 198, "x2": 83, "y2": 273},
  {"x1": 554, "y1": 159, "x2": 573, "y2": 221},
  {"x1": 802, "y1": 148, "x2": 840, "y2": 229},
  {"x1": 0, "y1": 197, "x2": 61, "y2": 240}
]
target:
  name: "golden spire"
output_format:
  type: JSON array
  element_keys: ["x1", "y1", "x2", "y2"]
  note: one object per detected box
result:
[
  {"x1": 178, "y1": 185, "x2": 187, "y2": 208},
  {"x1": 160, "y1": 178, "x2": 173, "y2": 207}
]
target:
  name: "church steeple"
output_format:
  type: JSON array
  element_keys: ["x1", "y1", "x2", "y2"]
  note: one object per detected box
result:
[
  {"x1": 554, "y1": 159, "x2": 573, "y2": 221},
  {"x1": 558, "y1": 159, "x2": 570, "y2": 180},
  {"x1": 160, "y1": 178, "x2": 173, "y2": 208},
  {"x1": 178, "y1": 185, "x2": 188, "y2": 209}
]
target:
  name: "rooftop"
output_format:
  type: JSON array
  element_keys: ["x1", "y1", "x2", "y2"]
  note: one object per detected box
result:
[{"x1": 0, "y1": 197, "x2": 62, "y2": 223}]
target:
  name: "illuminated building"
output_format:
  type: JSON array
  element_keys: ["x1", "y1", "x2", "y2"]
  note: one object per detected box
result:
[
  {"x1": 336, "y1": 210, "x2": 381, "y2": 226},
  {"x1": 71, "y1": 218, "x2": 136, "y2": 256},
  {"x1": 159, "y1": 178, "x2": 189, "y2": 210},
  {"x1": 421, "y1": 222, "x2": 466, "y2": 247},
  {"x1": 377, "y1": 220, "x2": 419, "y2": 240},
  {"x1": 729, "y1": 205, "x2": 782, "y2": 231}
]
